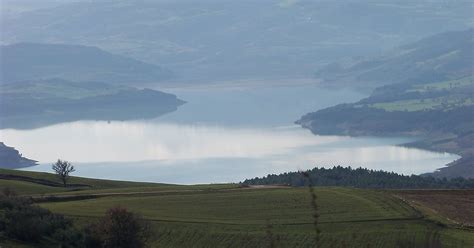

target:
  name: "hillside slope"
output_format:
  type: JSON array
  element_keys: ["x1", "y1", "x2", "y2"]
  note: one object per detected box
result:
[
  {"x1": 0, "y1": 43, "x2": 173, "y2": 84},
  {"x1": 297, "y1": 77, "x2": 474, "y2": 178},
  {"x1": 0, "y1": 143, "x2": 36, "y2": 169},
  {"x1": 0, "y1": 79, "x2": 185, "y2": 129},
  {"x1": 317, "y1": 29, "x2": 473, "y2": 90}
]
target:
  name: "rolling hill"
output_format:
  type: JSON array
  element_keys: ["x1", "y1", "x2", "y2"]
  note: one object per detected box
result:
[
  {"x1": 0, "y1": 43, "x2": 173, "y2": 84},
  {"x1": 316, "y1": 28, "x2": 474, "y2": 90},
  {"x1": 0, "y1": 168, "x2": 473, "y2": 247},
  {"x1": 0, "y1": 79, "x2": 185, "y2": 129},
  {"x1": 297, "y1": 76, "x2": 474, "y2": 178},
  {"x1": 298, "y1": 29, "x2": 474, "y2": 178}
]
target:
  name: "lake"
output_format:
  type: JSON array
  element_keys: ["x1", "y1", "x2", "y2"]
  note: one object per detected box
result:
[{"x1": 0, "y1": 81, "x2": 458, "y2": 184}]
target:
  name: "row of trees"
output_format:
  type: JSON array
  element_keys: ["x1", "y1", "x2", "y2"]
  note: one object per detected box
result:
[{"x1": 242, "y1": 166, "x2": 474, "y2": 189}]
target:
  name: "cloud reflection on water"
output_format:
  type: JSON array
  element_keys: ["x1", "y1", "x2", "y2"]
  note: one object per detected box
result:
[{"x1": 1, "y1": 120, "x2": 458, "y2": 184}]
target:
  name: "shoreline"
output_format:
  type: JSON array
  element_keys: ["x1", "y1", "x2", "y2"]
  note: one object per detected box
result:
[{"x1": 299, "y1": 122, "x2": 469, "y2": 178}]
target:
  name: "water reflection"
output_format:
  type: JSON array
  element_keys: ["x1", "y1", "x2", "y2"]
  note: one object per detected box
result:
[
  {"x1": 1, "y1": 120, "x2": 458, "y2": 184},
  {"x1": 0, "y1": 121, "x2": 343, "y2": 162},
  {"x1": 0, "y1": 84, "x2": 459, "y2": 183}
]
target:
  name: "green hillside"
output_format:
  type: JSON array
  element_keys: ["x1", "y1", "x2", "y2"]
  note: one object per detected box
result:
[
  {"x1": 1, "y1": 169, "x2": 473, "y2": 247},
  {"x1": 297, "y1": 75, "x2": 474, "y2": 178},
  {"x1": 365, "y1": 76, "x2": 474, "y2": 112},
  {"x1": 300, "y1": 29, "x2": 474, "y2": 178}
]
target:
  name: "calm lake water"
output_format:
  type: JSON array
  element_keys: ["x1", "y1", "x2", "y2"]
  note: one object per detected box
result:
[{"x1": 1, "y1": 82, "x2": 458, "y2": 184}]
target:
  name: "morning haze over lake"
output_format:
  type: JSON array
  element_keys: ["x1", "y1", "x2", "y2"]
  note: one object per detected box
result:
[{"x1": 0, "y1": 0, "x2": 473, "y2": 247}]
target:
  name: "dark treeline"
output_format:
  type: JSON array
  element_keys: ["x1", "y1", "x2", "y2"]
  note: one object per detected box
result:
[{"x1": 242, "y1": 166, "x2": 474, "y2": 189}]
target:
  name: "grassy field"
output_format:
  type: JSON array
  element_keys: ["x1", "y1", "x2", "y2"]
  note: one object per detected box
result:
[
  {"x1": 408, "y1": 76, "x2": 473, "y2": 93},
  {"x1": 370, "y1": 97, "x2": 474, "y2": 112},
  {"x1": 1, "y1": 169, "x2": 474, "y2": 247},
  {"x1": 366, "y1": 76, "x2": 474, "y2": 112}
]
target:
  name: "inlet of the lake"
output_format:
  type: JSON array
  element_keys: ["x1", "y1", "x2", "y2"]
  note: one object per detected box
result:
[{"x1": 0, "y1": 82, "x2": 458, "y2": 184}]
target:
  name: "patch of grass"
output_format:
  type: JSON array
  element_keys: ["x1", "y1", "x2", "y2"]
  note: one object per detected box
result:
[
  {"x1": 0, "y1": 168, "x2": 168, "y2": 195},
  {"x1": 408, "y1": 76, "x2": 473, "y2": 93},
  {"x1": 0, "y1": 179, "x2": 66, "y2": 195},
  {"x1": 0, "y1": 168, "x2": 239, "y2": 197},
  {"x1": 370, "y1": 97, "x2": 474, "y2": 112},
  {"x1": 367, "y1": 76, "x2": 474, "y2": 112}
]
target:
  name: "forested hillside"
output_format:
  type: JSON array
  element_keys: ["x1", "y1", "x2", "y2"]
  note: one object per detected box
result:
[{"x1": 243, "y1": 166, "x2": 474, "y2": 189}]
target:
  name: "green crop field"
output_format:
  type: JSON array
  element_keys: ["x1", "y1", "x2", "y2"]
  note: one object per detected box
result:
[
  {"x1": 369, "y1": 97, "x2": 474, "y2": 112},
  {"x1": 1, "y1": 169, "x2": 473, "y2": 247},
  {"x1": 407, "y1": 76, "x2": 474, "y2": 93},
  {"x1": 365, "y1": 76, "x2": 474, "y2": 112},
  {"x1": 370, "y1": 97, "x2": 474, "y2": 114}
]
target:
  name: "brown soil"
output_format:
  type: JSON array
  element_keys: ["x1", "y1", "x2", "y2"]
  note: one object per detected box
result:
[{"x1": 395, "y1": 190, "x2": 474, "y2": 227}]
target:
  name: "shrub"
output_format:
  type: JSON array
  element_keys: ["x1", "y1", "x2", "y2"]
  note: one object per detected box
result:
[
  {"x1": 0, "y1": 189, "x2": 82, "y2": 245},
  {"x1": 84, "y1": 207, "x2": 151, "y2": 248}
]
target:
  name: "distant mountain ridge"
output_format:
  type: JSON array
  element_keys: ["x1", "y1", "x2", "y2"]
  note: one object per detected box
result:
[
  {"x1": 317, "y1": 28, "x2": 474, "y2": 90},
  {"x1": 2, "y1": 0, "x2": 472, "y2": 80},
  {"x1": 0, "y1": 43, "x2": 173, "y2": 84}
]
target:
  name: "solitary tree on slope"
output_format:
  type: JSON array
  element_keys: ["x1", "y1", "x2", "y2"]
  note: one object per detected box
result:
[{"x1": 52, "y1": 159, "x2": 75, "y2": 187}]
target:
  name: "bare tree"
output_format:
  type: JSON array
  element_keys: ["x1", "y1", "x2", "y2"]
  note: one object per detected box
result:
[{"x1": 52, "y1": 159, "x2": 75, "y2": 187}]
